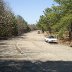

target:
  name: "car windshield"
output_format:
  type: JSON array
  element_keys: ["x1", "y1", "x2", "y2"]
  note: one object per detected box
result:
[{"x1": 48, "y1": 36, "x2": 55, "y2": 38}]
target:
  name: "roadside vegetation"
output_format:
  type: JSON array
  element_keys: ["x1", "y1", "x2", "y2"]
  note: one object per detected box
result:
[
  {"x1": 0, "y1": 0, "x2": 31, "y2": 39},
  {"x1": 36, "y1": 0, "x2": 72, "y2": 45},
  {"x1": 29, "y1": 24, "x2": 37, "y2": 31}
]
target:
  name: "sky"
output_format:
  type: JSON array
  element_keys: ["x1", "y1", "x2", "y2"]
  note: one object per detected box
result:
[{"x1": 5, "y1": 0, "x2": 55, "y2": 24}]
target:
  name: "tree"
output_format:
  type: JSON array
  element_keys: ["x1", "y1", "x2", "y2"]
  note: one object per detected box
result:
[
  {"x1": 0, "y1": 0, "x2": 10, "y2": 38},
  {"x1": 0, "y1": 0, "x2": 30, "y2": 39},
  {"x1": 16, "y1": 15, "x2": 30, "y2": 35},
  {"x1": 29, "y1": 24, "x2": 37, "y2": 31},
  {"x1": 37, "y1": 0, "x2": 72, "y2": 41},
  {"x1": 0, "y1": 0, "x2": 18, "y2": 38},
  {"x1": 37, "y1": 6, "x2": 61, "y2": 33},
  {"x1": 53, "y1": 0, "x2": 72, "y2": 40}
]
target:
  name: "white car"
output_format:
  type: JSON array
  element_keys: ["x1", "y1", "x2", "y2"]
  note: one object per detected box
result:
[{"x1": 45, "y1": 36, "x2": 58, "y2": 43}]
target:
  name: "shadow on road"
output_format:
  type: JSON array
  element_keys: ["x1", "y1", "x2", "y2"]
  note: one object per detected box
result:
[
  {"x1": 0, "y1": 60, "x2": 72, "y2": 72},
  {"x1": 0, "y1": 43, "x2": 7, "y2": 45}
]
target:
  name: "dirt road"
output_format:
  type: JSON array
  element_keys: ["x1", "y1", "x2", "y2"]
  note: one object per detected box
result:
[
  {"x1": 0, "y1": 30, "x2": 72, "y2": 61},
  {"x1": 0, "y1": 31, "x2": 72, "y2": 72}
]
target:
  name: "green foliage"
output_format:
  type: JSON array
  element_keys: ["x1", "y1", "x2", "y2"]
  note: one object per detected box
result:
[
  {"x1": 0, "y1": 0, "x2": 30, "y2": 39},
  {"x1": 29, "y1": 24, "x2": 37, "y2": 31},
  {"x1": 54, "y1": 0, "x2": 72, "y2": 14},
  {"x1": 37, "y1": 0, "x2": 72, "y2": 39},
  {"x1": 37, "y1": 6, "x2": 61, "y2": 33},
  {"x1": 16, "y1": 15, "x2": 30, "y2": 35}
]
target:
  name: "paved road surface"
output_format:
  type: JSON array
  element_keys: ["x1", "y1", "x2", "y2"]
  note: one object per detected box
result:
[
  {"x1": 0, "y1": 30, "x2": 72, "y2": 61},
  {"x1": 0, "y1": 31, "x2": 72, "y2": 72}
]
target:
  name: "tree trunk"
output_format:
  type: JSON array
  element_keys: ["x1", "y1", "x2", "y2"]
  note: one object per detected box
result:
[{"x1": 42, "y1": 27, "x2": 44, "y2": 33}]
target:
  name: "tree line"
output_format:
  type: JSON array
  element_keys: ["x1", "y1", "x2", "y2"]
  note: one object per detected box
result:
[
  {"x1": 0, "y1": 0, "x2": 31, "y2": 39},
  {"x1": 37, "y1": 0, "x2": 72, "y2": 41}
]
